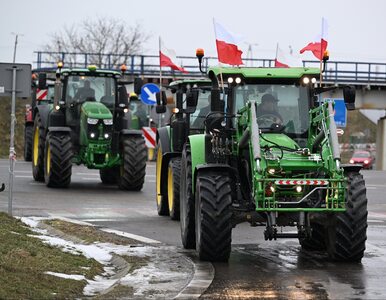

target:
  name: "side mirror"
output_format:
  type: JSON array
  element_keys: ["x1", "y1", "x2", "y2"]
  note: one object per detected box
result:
[
  {"x1": 155, "y1": 91, "x2": 167, "y2": 114},
  {"x1": 134, "y1": 78, "x2": 143, "y2": 95},
  {"x1": 343, "y1": 85, "x2": 355, "y2": 110},
  {"x1": 38, "y1": 73, "x2": 47, "y2": 89},
  {"x1": 118, "y1": 85, "x2": 129, "y2": 107},
  {"x1": 156, "y1": 105, "x2": 166, "y2": 114},
  {"x1": 156, "y1": 91, "x2": 167, "y2": 106},
  {"x1": 186, "y1": 89, "x2": 199, "y2": 107}
]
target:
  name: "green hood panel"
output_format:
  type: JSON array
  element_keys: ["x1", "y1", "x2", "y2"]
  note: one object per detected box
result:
[
  {"x1": 260, "y1": 133, "x2": 299, "y2": 150},
  {"x1": 208, "y1": 67, "x2": 320, "y2": 79},
  {"x1": 81, "y1": 102, "x2": 112, "y2": 119}
]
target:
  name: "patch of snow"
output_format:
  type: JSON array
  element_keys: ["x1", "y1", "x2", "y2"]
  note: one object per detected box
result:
[{"x1": 45, "y1": 271, "x2": 86, "y2": 281}]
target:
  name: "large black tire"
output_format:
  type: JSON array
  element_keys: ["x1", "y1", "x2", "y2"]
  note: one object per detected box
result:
[
  {"x1": 156, "y1": 141, "x2": 169, "y2": 215},
  {"x1": 326, "y1": 172, "x2": 368, "y2": 262},
  {"x1": 24, "y1": 125, "x2": 33, "y2": 161},
  {"x1": 168, "y1": 157, "x2": 181, "y2": 220},
  {"x1": 32, "y1": 113, "x2": 45, "y2": 181},
  {"x1": 44, "y1": 133, "x2": 73, "y2": 188},
  {"x1": 180, "y1": 144, "x2": 195, "y2": 249},
  {"x1": 100, "y1": 167, "x2": 119, "y2": 184},
  {"x1": 299, "y1": 222, "x2": 326, "y2": 251},
  {"x1": 118, "y1": 136, "x2": 147, "y2": 191},
  {"x1": 195, "y1": 172, "x2": 233, "y2": 262}
]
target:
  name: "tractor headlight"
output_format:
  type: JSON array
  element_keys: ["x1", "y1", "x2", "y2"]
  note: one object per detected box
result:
[
  {"x1": 103, "y1": 119, "x2": 113, "y2": 125},
  {"x1": 303, "y1": 77, "x2": 310, "y2": 84},
  {"x1": 90, "y1": 132, "x2": 96, "y2": 139},
  {"x1": 87, "y1": 118, "x2": 99, "y2": 125},
  {"x1": 104, "y1": 133, "x2": 110, "y2": 139},
  {"x1": 295, "y1": 185, "x2": 302, "y2": 193}
]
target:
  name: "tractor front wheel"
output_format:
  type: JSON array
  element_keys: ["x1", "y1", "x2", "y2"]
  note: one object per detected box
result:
[
  {"x1": 168, "y1": 158, "x2": 181, "y2": 220},
  {"x1": 32, "y1": 113, "x2": 45, "y2": 181},
  {"x1": 100, "y1": 167, "x2": 119, "y2": 184},
  {"x1": 299, "y1": 222, "x2": 326, "y2": 251},
  {"x1": 326, "y1": 172, "x2": 368, "y2": 262},
  {"x1": 180, "y1": 144, "x2": 195, "y2": 249},
  {"x1": 118, "y1": 136, "x2": 147, "y2": 191},
  {"x1": 195, "y1": 172, "x2": 233, "y2": 262},
  {"x1": 44, "y1": 133, "x2": 73, "y2": 188},
  {"x1": 24, "y1": 125, "x2": 33, "y2": 161}
]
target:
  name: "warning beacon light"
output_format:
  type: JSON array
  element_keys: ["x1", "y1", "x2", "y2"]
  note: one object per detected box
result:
[{"x1": 196, "y1": 48, "x2": 205, "y2": 74}]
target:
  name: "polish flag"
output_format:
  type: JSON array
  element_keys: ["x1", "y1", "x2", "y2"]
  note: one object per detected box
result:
[
  {"x1": 300, "y1": 18, "x2": 328, "y2": 60},
  {"x1": 213, "y1": 19, "x2": 243, "y2": 65},
  {"x1": 159, "y1": 40, "x2": 187, "y2": 73},
  {"x1": 275, "y1": 44, "x2": 290, "y2": 68}
]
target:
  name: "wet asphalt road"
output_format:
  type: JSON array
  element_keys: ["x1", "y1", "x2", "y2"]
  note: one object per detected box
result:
[{"x1": 1, "y1": 159, "x2": 386, "y2": 299}]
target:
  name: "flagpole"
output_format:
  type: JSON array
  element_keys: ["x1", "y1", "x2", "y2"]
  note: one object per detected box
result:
[
  {"x1": 213, "y1": 18, "x2": 225, "y2": 94},
  {"x1": 159, "y1": 36, "x2": 162, "y2": 128},
  {"x1": 275, "y1": 43, "x2": 279, "y2": 67},
  {"x1": 319, "y1": 18, "x2": 324, "y2": 85}
]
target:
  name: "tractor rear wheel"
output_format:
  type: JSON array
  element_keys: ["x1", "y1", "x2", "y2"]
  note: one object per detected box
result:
[
  {"x1": 44, "y1": 133, "x2": 73, "y2": 188},
  {"x1": 326, "y1": 172, "x2": 368, "y2": 262},
  {"x1": 118, "y1": 135, "x2": 147, "y2": 191},
  {"x1": 24, "y1": 125, "x2": 33, "y2": 161},
  {"x1": 32, "y1": 113, "x2": 45, "y2": 181},
  {"x1": 195, "y1": 172, "x2": 233, "y2": 262},
  {"x1": 168, "y1": 158, "x2": 181, "y2": 220},
  {"x1": 180, "y1": 144, "x2": 195, "y2": 249},
  {"x1": 100, "y1": 167, "x2": 119, "y2": 184},
  {"x1": 156, "y1": 141, "x2": 169, "y2": 215},
  {"x1": 299, "y1": 222, "x2": 326, "y2": 251}
]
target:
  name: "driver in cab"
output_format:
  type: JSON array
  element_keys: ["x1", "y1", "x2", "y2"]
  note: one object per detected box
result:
[
  {"x1": 256, "y1": 93, "x2": 283, "y2": 125},
  {"x1": 74, "y1": 80, "x2": 95, "y2": 102}
]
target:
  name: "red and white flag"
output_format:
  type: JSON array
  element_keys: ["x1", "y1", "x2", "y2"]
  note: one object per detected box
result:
[
  {"x1": 300, "y1": 18, "x2": 328, "y2": 60},
  {"x1": 275, "y1": 44, "x2": 290, "y2": 68},
  {"x1": 159, "y1": 39, "x2": 187, "y2": 73},
  {"x1": 213, "y1": 19, "x2": 243, "y2": 65}
]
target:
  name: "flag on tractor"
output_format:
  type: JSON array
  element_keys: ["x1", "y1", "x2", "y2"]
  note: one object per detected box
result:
[
  {"x1": 159, "y1": 39, "x2": 187, "y2": 73},
  {"x1": 300, "y1": 18, "x2": 328, "y2": 60},
  {"x1": 213, "y1": 19, "x2": 244, "y2": 65}
]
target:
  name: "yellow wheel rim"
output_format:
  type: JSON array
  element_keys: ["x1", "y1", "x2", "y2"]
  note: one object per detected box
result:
[
  {"x1": 46, "y1": 142, "x2": 51, "y2": 175},
  {"x1": 168, "y1": 165, "x2": 174, "y2": 213},
  {"x1": 156, "y1": 145, "x2": 163, "y2": 206},
  {"x1": 148, "y1": 148, "x2": 155, "y2": 161},
  {"x1": 33, "y1": 126, "x2": 39, "y2": 166}
]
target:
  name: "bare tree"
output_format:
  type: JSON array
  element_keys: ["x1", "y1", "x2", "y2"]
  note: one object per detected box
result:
[{"x1": 43, "y1": 17, "x2": 149, "y2": 68}]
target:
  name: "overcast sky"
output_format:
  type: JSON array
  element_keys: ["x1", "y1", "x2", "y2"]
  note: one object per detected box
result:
[{"x1": 1, "y1": 0, "x2": 385, "y2": 66}]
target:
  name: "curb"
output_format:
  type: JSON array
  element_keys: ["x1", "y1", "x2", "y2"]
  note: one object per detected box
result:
[{"x1": 43, "y1": 216, "x2": 214, "y2": 298}]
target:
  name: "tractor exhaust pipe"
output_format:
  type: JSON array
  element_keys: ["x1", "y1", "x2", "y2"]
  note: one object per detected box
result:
[{"x1": 327, "y1": 101, "x2": 341, "y2": 167}]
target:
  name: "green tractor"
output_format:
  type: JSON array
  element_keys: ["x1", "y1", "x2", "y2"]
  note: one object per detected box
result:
[
  {"x1": 180, "y1": 59, "x2": 367, "y2": 262},
  {"x1": 155, "y1": 79, "x2": 211, "y2": 220},
  {"x1": 32, "y1": 63, "x2": 147, "y2": 189}
]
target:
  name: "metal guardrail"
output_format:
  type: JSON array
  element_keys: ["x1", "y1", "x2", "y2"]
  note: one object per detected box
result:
[{"x1": 34, "y1": 51, "x2": 386, "y2": 85}]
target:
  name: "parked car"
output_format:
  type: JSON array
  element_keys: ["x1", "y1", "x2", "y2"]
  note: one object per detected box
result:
[{"x1": 349, "y1": 150, "x2": 375, "y2": 169}]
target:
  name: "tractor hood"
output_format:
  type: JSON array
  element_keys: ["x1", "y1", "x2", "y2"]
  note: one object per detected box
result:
[
  {"x1": 81, "y1": 102, "x2": 112, "y2": 119},
  {"x1": 260, "y1": 133, "x2": 299, "y2": 150}
]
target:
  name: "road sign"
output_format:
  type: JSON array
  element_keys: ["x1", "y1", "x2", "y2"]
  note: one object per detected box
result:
[
  {"x1": 140, "y1": 83, "x2": 160, "y2": 105},
  {"x1": 332, "y1": 99, "x2": 347, "y2": 128},
  {"x1": 0, "y1": 63, "x2": 31, "y2": 98}
]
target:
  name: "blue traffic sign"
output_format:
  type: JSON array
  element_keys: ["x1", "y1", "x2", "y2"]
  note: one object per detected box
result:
[
  {"x1": 332, "y1": 99, "x2": 347, "y2": 128},
  {"x1": 140, "y1": 83, "x2": 160, "y2": 105}
]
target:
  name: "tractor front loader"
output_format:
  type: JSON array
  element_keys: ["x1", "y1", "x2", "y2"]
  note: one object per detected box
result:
[{"x1": 180, "y1": 54, "x2": 367, "y2": 262}]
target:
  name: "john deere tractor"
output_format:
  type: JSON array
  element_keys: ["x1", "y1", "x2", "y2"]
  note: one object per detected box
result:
[
  {"x1": 32, "y1": 63, "x2": 147, "y2": 189},
  {"x1": 180, "y1": 56, "x2": 367, "y2": 262},
  {"x1": 155, "y1": 79, "x2": 211, "y2": 220}
]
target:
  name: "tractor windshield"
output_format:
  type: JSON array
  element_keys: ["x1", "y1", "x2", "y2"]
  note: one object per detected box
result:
[
  {"x1": 189, "y1": 90, "x2": 211, "y2": 129},
  {"x1": 65, "y1": 75, "x2": 116, "y2": 109},
  {"x1": 234, "y1": 84, "x2": 310, "y2": 135}
]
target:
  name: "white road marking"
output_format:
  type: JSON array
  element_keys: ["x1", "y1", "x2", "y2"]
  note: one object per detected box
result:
[
  {"x1": 100, "y1": 228, "x2": 161, "y2": 244},
  {"x1": 15, "y1": 175, "x2": 33, "y2": 178},
  {"x1": 81, "y1": 177, "x2": 100, "y2": 181},
  {"x1": 76, "y1": 173, "x2": 99, "y2": 176}
]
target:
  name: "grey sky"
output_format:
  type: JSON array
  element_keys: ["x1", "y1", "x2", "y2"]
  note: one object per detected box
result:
[{"x1": 0, "y1": 0, "x2": 385, "y2": 66}]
